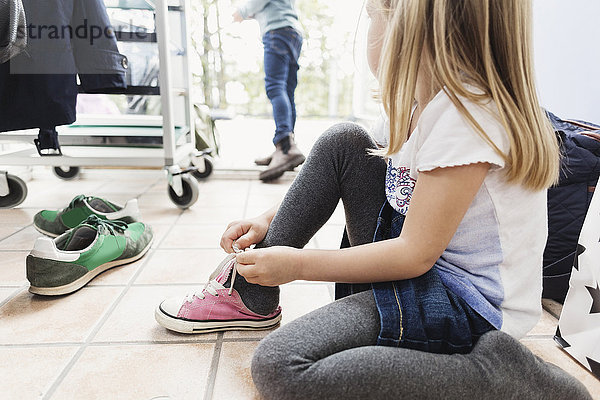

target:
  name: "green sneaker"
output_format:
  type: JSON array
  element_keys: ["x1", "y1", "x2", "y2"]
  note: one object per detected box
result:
[
  {"x1": 27, "y1": 215, "x2": 153, "y2": 296},
  {"x1": 33, "y1": 194, "x2": 141, "y2": 238}
]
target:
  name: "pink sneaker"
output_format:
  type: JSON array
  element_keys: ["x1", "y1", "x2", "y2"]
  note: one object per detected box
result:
[{"x1": 155, "y1": 253, "x2": 282, "y2": 334}]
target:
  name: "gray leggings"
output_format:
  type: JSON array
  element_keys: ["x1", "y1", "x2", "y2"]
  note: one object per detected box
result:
[{"x1": 240, "y1": 123, "x2": 591, "y2": 400}]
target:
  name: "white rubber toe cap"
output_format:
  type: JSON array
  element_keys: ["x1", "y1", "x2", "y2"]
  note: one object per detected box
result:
[{"x1": 159, "y1": 297, "x2": 186, "y2": 317}]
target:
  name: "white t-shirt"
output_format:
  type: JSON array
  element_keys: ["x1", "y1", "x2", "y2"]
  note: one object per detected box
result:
[{"x1": 372, "y1": 89, "x2": 546, "y2": 339}]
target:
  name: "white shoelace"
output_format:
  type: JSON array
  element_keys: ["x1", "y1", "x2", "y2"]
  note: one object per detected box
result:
[{"x1": 184, "y1": 243, "x2": 249, "y2": 303}]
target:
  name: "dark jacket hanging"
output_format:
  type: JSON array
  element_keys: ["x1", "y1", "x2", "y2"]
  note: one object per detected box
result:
[{"x1": 0, "y1": 0, "x2": 127, "y2": 132}]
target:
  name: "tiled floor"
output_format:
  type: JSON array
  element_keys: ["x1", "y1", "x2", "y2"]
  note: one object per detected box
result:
[{"x1": 0, "y1": 167, "x2": 598, "y2": 399}]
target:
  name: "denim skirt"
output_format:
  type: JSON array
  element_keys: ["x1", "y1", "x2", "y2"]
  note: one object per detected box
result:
[{"x1": 339, "y1": 201, "x2": 496, "y2": 354}]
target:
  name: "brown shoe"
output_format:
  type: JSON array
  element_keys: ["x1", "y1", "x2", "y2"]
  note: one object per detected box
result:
[
  {"x1": 254, "y1": 152, "x2": 275, "y2": 166},
  {"x1": 255, "y1": 151, "x2": 297, "y2": 170},
  {"x1": 259, "y1": 139, "x2": 306, "y2": 182}
]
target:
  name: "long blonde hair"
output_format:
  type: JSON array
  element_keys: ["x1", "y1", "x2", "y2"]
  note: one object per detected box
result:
[{"x1": 376, "y1": 0, "x2": 559, "y2": 190}]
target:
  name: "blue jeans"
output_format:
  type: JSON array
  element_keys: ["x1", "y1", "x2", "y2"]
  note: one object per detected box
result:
[{"x1": 263, "y1": 27, "x2": 303, "y2": 145}]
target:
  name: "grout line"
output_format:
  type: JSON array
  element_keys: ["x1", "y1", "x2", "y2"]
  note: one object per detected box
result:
[
  {"x1": 0, "y1": 223, "x2": 33, "y2": 245},
  {"x1": 87, "y1": 339, "x2": 219, "y2": 346},
  {"x1": 0, "y1": 339, "x2": 219, "y2": 348},
  {"x1": 42, "y1": 205, "x2": 184, "y2": 400},
  {"x1": 0, "y1": 342, "x2": 85, "y2": 348},
  {"x1": 203, "y1": 332, "x2": 224, "y2": 400},
  {"x1": 221, "y1": 337, "x2": 265, "y2": 343},
  {"x1": 0, "y1": 226, "x2": 24, "y2": 242},
  {"x1": 0, "y1": 284, "x2": 26, "y2": 309},
  {"x1": 135, "y1": 176, "x2": 165, "y2": 200},
  {"x1": 41, "y1": 339, "x2": 88, "y2": 399}
]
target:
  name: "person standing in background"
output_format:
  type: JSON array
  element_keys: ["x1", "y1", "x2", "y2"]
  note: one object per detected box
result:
[{"x1": 233, "y1": 0, "x2": 306, "y2": 182}]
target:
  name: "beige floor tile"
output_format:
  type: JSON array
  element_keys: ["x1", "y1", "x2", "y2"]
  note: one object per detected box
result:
[
  {"x1": 0, "y1": 208, "x2": 36, "y2": 225},
  {"x1": 280, "y1": 283, "x2": 334, "y2": 324},
  {"x1": 52, "y1": 343, "x2": 214, "y2": 400},
  {"x1": 150, "y1": 224, "x2": 173, "y2": 249},
  {"x1": 195, "y1": 191, "x2": 248, "y2": 208},
  {"x1": 137, "y1": 192, "x2": 181, "y2": 209},
  {"x1": 224, "y1": 283, "x2": 333, "y2": 340},
  {"x1": 0, "y1": 226, "x2": 43, "y2": 251},
  {"x1": 95, "y1": 179, "x2": 156, "y2": 194},
  {"x1": 0, "y1": 287, "x2": 122, "y2": 344},
  {"x1": 303, "y1": 238, "x2": 319, "y2": 250},
  {"x1": 521, "y1": 338, "x2": 600, "y2": 399},
  {"x1": 329, "y1": 201, "x2": 346, "y2": 225},
  {"x1": 0, "y1": 251, "x2": 28, "y2": 285},
  {"x1": 82, "y1": 169, "x2": 163, "y2": 182},
  {"x1": 246, "y1": 193, "x2": 287, "y2": 208},
  {"x1": 145, "y1": 181, "x2": 169, "y2": 194},
  {"x1": 199, "y1": 179, "x2": 251, "y2": 195},
  {"x1": 313, "y1": 224, "x2": 346, "y2": 250},
  {"x1": 0, "y1": 346, "x2": 78, "y2": 400},
  {"x1": 212, "y1": 341, "x2": 262, "y2": 400},
  {"x1": 249, "y1": 180, "x2": 290, "y2": 196},
  {"x1": 93, "y1": 286, "x2": 217, "y2": 343},
  {"x1": 160, "y1": 224, "x2": 224, "y2": 249},
  {"x1": 528, "y1": 309, "x2": 559, "y2": 336},
  {"x1": 0, "y1": 225, "x2": 24, "y2": 241},
  {"x1": 88, "y1": 257, "x2": 147, "y2": 286},
  {"x1": 178, "y1": 206, "x2": 245, "y2": 225},
  {"x1": 19, "y1": 182, "x2": 108, "y2": 209},
  {"x1": 135, "y1": 249, "x2": 226, "y2": 285},
  {"x1": 0, "y1": 288, "x2": 18, "y2": 304},
  {"x1": 138, "y1": 207, "x2": 182, "y2": 225},
  {"x1": 244, "y1": 206, "x2": 275, "y2": 219}
]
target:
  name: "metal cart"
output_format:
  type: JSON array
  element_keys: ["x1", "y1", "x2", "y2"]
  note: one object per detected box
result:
[{"x1": 0, "y1": 0, "x2": 212, "y2": 209}]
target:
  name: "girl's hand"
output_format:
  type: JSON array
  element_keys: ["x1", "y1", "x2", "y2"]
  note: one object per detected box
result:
[
  {"x1": 235, "y1": 247, "x2": 302, "y2": 286},
  {"x1": 220, "y1": 216, "x2": 270, "y2": 253}
]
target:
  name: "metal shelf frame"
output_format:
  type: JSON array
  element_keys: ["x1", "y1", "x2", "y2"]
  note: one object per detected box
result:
[{"x1": 0, "y1": 0, "x2": 205, "y2": 208}]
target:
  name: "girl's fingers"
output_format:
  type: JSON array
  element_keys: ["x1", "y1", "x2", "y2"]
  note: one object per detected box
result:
[
  {"x1": 220, "y1": 223, "x2": 248, "y2": 252},
  {"x1": 235, "y1": 262, "x2": 257, "y2": 279},
  {"x1": 235, "y1": 249, "x2": 256, "y2": 265},
  {"x1": 235, "y1": 231, "x2": 258, "y2": 250},
  {"x1": 220, "y1": 237, "x2": 234, "y2": 253}
]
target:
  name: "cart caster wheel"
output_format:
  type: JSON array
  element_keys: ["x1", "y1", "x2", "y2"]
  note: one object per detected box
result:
[
  {"x1": 0, "y1": 174, "x2": 28, "y2": 209},
  {"x1": 192, "y1": 158, "x2": 213, "y2": 179},
  {"x1": 53, "y1": 166, "x2": 80, "y2": 180},
  {"x1": 168, "y1": 174, "x2": 199, "y2": 209}
]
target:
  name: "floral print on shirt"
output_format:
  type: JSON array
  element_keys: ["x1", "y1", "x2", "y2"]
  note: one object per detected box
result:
[{"x1": 385, "y1": 159, "x2": 416, "y2": 215}]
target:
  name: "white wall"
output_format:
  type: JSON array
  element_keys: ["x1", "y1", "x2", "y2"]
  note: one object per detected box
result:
[{"x1": 533, "y1": 0, "x2": 600, "y2": 122}]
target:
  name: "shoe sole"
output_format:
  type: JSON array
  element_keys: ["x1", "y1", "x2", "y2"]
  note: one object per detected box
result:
[
  {"x1": 255, "y1": 160, "x2": 296, "y2": 171},
  {"x1": 154, "y1": 305, "x2": 282, "y2": 334},
  {"x1": 259, "y1": 154, "x2": 306, "y2": 182},
  {"x1": 33, "y1": 224, "x2": 61, "y2": 238},
  {"x1": 28, "y1": 239, "x2": 153, "y2": 296}
]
